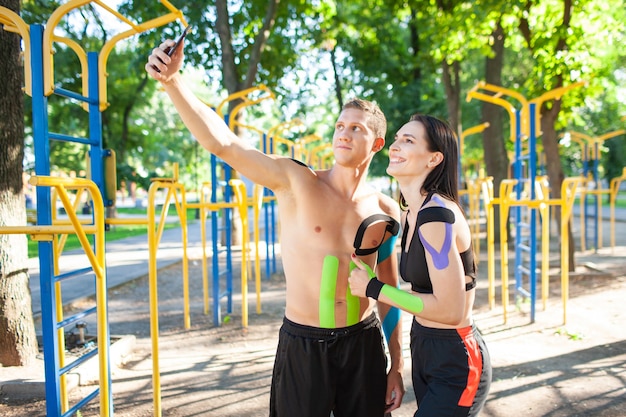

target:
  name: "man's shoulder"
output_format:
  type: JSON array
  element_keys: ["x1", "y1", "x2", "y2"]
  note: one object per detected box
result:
[{"x1": 376, "y1": 191, "x2": 401, "y2": 219}]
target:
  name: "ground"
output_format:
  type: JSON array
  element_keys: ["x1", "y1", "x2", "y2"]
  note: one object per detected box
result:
[{"x1": 1, "y1": 243, "x2": 626, "y2": 416}]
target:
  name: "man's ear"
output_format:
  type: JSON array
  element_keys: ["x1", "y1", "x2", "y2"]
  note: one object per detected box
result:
[{"x1": 372, "y1": 137, "x2": 385, "y2": 152}]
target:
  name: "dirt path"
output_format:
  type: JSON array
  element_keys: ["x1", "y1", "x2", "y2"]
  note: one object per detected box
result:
[{"x1": 2, "y1": 245, "x2": 626, "y2": 416}]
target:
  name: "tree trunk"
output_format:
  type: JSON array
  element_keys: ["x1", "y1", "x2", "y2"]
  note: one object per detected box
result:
[
  {"x1": 540, "y1": 101, "x2": 576, "y2": 270},
  {"x1": 0, "y1": 0, "x2": 39, "y2": 366},
  {"x1": 214, "y1": 0, "x2": 280, "y2": 246},
  {"x1": 481, "y1": 19, "x2": 509, "y2": 243},
  {"x1": 442, "y1": 60, "x2": 461, "y2": 138}
]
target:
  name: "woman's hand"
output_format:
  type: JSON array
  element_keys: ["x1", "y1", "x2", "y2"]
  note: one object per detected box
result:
[{"x1": 348, "y1": 253, "x2": 372, "y2": 297}]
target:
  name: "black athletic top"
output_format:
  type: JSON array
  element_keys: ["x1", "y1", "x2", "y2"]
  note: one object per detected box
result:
[{"x1": 399, "y1": 194, "x2": 477, "y2": 294}]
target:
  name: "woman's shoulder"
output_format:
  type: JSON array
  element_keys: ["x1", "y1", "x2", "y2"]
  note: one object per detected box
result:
[{"x1": 421, "y1": 194, "x2": 469, "y2": 225}]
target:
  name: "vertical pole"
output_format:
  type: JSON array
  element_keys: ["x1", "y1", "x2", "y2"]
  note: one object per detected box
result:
[
  {"x1": 87, "y1": 51, "x2": 113, "y2": 416},
  {"x1": 528, "y1": 102, "x2": 537, "y2": 323},
  {"x1": 513, "y1": 110, "x2": 523, "y2": 301},
  {"x1": 30, "y1": 23, "x2": 62, "y2": 417}
]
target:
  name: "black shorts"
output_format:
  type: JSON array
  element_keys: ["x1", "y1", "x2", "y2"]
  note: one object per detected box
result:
[
  {"x1": 410, "y1": 319, "x2": 492, "y2": 417},
  {"x1": 270, "y1": 312, "x2": 388, "y2": 417}
]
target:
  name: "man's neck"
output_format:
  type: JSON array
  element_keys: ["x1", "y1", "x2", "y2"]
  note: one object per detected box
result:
[{"x1": 325, "y1": 164, "x2": 371, "y2": 200}]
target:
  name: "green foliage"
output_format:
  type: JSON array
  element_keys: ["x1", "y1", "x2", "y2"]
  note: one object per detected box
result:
[{"x1": 18, "y1": 0, "x2": 626, "y2": 189}]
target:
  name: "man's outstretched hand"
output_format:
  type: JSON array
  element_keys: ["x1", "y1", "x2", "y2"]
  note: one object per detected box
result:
[{"x1": 145, "y1": 38, "x2": 184, "y2": 83}]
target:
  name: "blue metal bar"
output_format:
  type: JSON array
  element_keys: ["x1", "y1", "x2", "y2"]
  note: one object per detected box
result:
[
  {"x1": 87, "y1": 51, "x2": 113, "y2": 415},
  {"x1": 513, "y1": 110, "x2": 524, "y2": 301},
  {"x1": 49, "y1": 131, "x2": 94, "y2": 144},
  {"x1": 88, "y1": 52, "x2": 109, "y2": 206},
  {"x1": 528, "y1": 102, "x2": 538, "y2": 322},
  {"x1": 210, "y1": 157, "x2": 222, "y2": 326},
  {"x1": 54, "y1": 267, "x2": 93, "y2": 282},
  {"x1": 516, "y1": 286, "x2": 531, "y2": 298},
  {"x1": 61, "y1": 387, "x2": 99, "y2": 417},
  {"x1": 224, "y1": 164, "x2": 233, "y2": 315},
  {"x1": 59, "y1": 348, "x2": 99, "y2": 375},
  {"x1": 57, "y1": 306, "x2": 97, "y2": 329},
  {"x1": 54, "y1": 86, "x2": 89, "y2": 102},
  {"x1": 30, "y1": 24, "x2": 62, "y2": 417}
]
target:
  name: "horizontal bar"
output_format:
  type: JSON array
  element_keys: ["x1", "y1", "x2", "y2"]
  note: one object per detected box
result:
[
  {"x1": 49, "y1": 131, "x2": 95, "y2": 145},
  {"x1": 61, "y1": 387, "x2": 99, "y2": 417},
  {"x1": 60, "y1": 347, "x2": 98, "y2": 375},
  {"x1": 55, "y1": 266, "x2": 93, "y2": 283},
  {"x1": 57, "y1": 306, "x2": 97, "y2": 329},
  {"x1": 54, "y1": 86, "x2": 89, "y2": 102}
]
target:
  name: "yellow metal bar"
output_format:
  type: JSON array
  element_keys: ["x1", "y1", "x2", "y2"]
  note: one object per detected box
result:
[
  {"x1": 466, "y1": 90, "x2": 518, "y2": 142},
  {"x1": 177, "y1": 186, "x2": 190, "y2": 329},
  {"x1": 536, "y1": 177, "x2": 551, "y2": 310},
  {"x1": 51, "y1": 35, "x2": 88, "y2": 109},
  {"x1": 146, "y1": 175, "x2": 190, "y2": 417},
  {"x1": 480, "y1": 177, "x2": 496, "y2": 310},
  {"x1": 529, "y1": 81, "x2": 587, "y2": 137},
  {"x1": 229, "y1": 89, "x2": 275, "y2": 126},
  {"x1": 27, "y1": 175, "x2": 110, "y2": 417},
  {"x1": 266, "y1": 119, "x2": 305, "y2": 152},
  {"x1": 561, "y1": 132, "x2": 592, "y2": 160},
  {"x1": 0, "y1": 225, "x2": 98, "y2": 235},
  {"x1": 199, "y1": 182, "x2": 212, "y2": 315},
  {"x1": 230, "y1": 179, "x2": 249, "y2": 328},
  {"x1": 216, "y1": 85, "x2": 274, "y2": 118},
  {"x1": 595, "y1": 129, "x2": 626, "y2": 142},
  {"x1": 467, "y1": 81, "x2": 529, "y2": 137},
  {"x1": 41, "y1": 0, "x2": 187, "y2": 108},
  {"x1": 559, "y1": 177, "x2": 583, "y2": 324},
  {"x1": 0, "y1": 7, "x2": 32, "y2": 95},
  {"x1": 106, "y1": 217, "x2": 149, "y2": 225},
  {"x1": 252, "y1": 184, "x2": 265, "y2": 314},
  {"x1": 99, "y1": 11, "x2": 187, "y2": 110},
  {"x1": 460, "y1": 122, "x2": 490, "y2": 164},
  {"x1": 147, "y1": 182, "x2": 162, "y2": 417},
  {"x1": 308, "y1": 143, "x2": 332, "y2": 169},
  {"x1": 498, "y1": 180, "x2": 517, "y2": 323},
  {"x1": 268, "y1": 135, "x2": 297, "y2": 156},
  {"x1": 609, "y1": 168, "x2": 626, "y2": 250},
  {"x1": 43, "y1": 0, "x2": 91, "y2": 96}
]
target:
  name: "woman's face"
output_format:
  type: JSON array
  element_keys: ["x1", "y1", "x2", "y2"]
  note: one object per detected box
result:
[{"x1": 386, "y1": 121, "x2": 435, "y2": 179}]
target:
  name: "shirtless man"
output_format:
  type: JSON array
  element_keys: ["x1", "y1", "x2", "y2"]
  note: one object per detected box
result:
[{"x1": 146, "y1": 37, "x2": 404, "y2": 417}]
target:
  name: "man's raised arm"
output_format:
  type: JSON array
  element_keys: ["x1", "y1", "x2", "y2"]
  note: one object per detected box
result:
[{"x1": 145, "y1": 39, "x2": 288, "y2": 191}]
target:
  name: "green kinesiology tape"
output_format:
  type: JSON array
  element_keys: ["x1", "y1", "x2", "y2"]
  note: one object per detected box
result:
[
  {"x1": 380, "y1": 285, "x2": 424, "y2": 315},
  {"x1": 320, "y1": 256, "x2": 339, "y2": 328}
]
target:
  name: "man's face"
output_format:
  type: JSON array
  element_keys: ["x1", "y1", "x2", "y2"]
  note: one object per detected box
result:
[{"x1": 332, "y1": 108, "x2": 380, "y2": 167}]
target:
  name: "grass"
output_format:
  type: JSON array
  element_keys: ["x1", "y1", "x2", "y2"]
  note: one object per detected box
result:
[
  {"x1": 574, "y1": 191, "x2": 626, "y2": 209},
  {"x1": 117, "y1": 206, "x2": 198, "y2": 217},
  {"x1": 27, "y1": 207, "x2": 193, "y2": 258}
]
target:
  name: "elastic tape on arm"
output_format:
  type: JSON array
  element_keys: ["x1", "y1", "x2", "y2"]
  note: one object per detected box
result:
[
  {"x1": 382, "y1": 306, "x2": 401, "y2": 343},
  {"x1": 380, "y1": 285, "x2": 424, "y2": 315},
  {"x1": 377, "y1": 233, "x2": 398, "y2": 263}
]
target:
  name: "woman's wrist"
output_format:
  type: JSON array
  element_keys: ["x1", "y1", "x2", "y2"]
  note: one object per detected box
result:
[{"x1": 366, "y1": 278, "x2": 385, "y2": 300}]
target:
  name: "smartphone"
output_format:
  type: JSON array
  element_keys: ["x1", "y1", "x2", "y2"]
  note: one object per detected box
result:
[
  {"x1": 165, "y1": 25, "x2": 193, "y2": 57},
  {"x1": 153, "y1": 25, "x2": 192, "y2": 72}
]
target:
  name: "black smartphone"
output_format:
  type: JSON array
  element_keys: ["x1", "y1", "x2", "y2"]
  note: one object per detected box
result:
[
  {"x1": 165, "y1": 25, "x2": 193, "y2": 57},
  {"x1": 153, "y1": 25, "x2": 192, "y2": 72}
]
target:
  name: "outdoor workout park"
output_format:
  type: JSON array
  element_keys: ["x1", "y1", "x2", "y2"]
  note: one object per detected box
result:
[{"x1": 1, "y1": 1, "x2": 625, "y2": 417}]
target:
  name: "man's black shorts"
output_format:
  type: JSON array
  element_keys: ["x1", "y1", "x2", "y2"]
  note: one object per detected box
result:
[{"x1": 270, "y1": 312, "x2": 388, "y2": 417}]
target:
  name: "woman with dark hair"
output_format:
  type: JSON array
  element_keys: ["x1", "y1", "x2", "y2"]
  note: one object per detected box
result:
[{"x1": 350, "y1": 114, "x2": 491, "y2": 416}]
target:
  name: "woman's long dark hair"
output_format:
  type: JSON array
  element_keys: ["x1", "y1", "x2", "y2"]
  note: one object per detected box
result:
[{"x1": 399, "y1": 114, "x2": 460, "y2": 210}]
